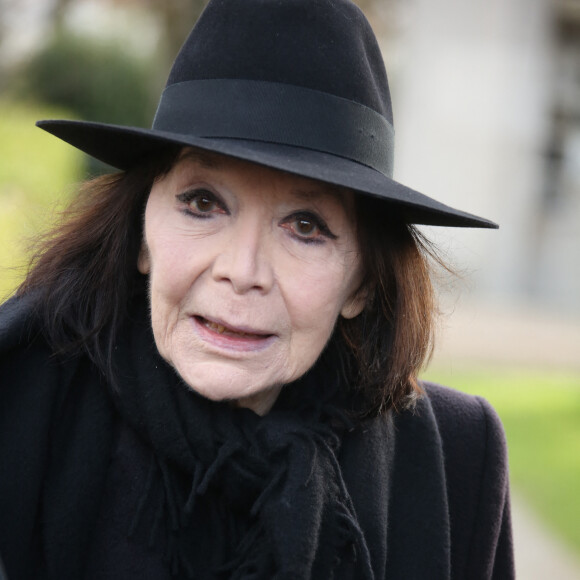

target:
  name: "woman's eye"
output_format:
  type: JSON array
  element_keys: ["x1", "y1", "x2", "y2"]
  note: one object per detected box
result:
[
  {"x1": 176, "y1": 189, "x2": 226, "y2": 217},
  {"x1": 193, "y1": 194, "x2": 216, "y2": 212},
  {"x1": 294, "y1": 218, "x2": 318, "y2": 237},
  {"x1": 282, "y1": 213, "x2": 337, "y2": 243}
]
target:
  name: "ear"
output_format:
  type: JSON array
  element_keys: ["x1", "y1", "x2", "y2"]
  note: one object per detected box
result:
[
  {"x1": 137, "y1": 242, "x2": 151, "y2": 274},
  {"x1": 340, "y1": 286, "x2": 367, "y2": 320}
]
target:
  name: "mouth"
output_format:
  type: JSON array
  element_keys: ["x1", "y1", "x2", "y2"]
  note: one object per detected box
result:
[{"x1": 194, "y1": 316, "x2": 274, "y2": 340}]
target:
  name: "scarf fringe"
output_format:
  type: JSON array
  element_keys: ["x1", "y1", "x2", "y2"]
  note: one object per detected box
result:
[{"x1": 127, "y1": 427, "x2": 375, "y2": 579}]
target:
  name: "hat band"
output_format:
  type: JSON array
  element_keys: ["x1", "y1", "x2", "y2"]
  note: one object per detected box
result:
[{"x1": 152, "y1": 79, "x2": 395, "y2": 177}]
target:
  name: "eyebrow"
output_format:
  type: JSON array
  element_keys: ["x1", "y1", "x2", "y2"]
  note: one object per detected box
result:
[{"x1": 291, "y1": 185, "x2": 349, "y2": 204}]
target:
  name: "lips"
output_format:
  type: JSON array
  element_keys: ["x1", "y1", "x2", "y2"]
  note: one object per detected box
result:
[{"x1": 195, "y1": 316, "x2": 273, "y2": 340}]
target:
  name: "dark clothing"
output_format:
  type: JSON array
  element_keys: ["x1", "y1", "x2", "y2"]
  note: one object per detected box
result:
[{"x1": 0, "y1": 294, "x2": 514, "y2": 579}]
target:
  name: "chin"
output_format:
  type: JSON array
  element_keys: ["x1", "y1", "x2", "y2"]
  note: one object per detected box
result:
[{"x1": 173, "y1": 363, "x2": 271, "y2": 402}]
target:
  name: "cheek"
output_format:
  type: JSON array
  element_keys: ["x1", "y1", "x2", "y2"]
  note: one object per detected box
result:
[
  {"x1": 281, "y1": 256, "x2": 355, "y2": 336},
  {"x1": 144, "y1": 204, "x2": 211, "y2": 306},
  {"x1": 278, "y1": 271, "x2": 346, "y2": 384},
  {"x1": 146, "y1": 245, "x2": 202, "y2": 364},
  {"x1": 147, "y1": 237, "x2": 191, "y2": 302},
  {"x1": 144, "y1": 225, "x2": 210, "y2": 352}
]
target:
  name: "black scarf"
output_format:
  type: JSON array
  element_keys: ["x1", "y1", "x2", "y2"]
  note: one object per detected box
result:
[{"x1": 109, "y1": 301, "x2": 377, "y2": 579}]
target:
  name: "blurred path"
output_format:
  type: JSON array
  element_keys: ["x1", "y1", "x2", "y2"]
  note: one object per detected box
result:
[
  {"x1": 512, "y1": 492, "x2": 580, "y2": 580},
  {"x1": 431, "y1": 299, "x2": 580, "y2": 578},
  {"x1": 432, "y1": 299, "x2": 580, "y2": 371}
]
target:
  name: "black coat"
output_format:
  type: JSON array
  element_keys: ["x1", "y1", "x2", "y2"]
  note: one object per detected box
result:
[{"x1": 0, "y1": 295, "x2": 514, "y2": 579}]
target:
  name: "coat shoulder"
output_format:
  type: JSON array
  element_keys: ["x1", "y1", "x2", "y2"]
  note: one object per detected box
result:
[
  {"x1": 420, "y1": 381, "x2": 514, "y2": 579},
  {"x1": 421, "y1": 381, "x2": 507, "y2": 453},
  {"x1": 0, "y1": 292, "x2": 42, "y2": 351}
]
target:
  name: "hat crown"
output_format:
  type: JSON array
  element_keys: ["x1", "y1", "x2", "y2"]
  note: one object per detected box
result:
[{"x1": 167, "y1": 0, "x2": 393, "y2": 124}]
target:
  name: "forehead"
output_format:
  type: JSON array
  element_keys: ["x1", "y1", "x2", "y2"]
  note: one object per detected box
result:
[{"x1": 170, "y1": 148, "x2": 354, "y2": 206}]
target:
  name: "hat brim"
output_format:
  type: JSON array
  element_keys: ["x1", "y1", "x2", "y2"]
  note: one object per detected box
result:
[{"x1": 37, "y1": 119, "x2": 497, "y2": 229}]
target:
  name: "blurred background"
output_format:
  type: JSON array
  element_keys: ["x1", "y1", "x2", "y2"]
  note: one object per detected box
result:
[{"x1": 0, "y1": 0, "x2": 579, "y2": 576}]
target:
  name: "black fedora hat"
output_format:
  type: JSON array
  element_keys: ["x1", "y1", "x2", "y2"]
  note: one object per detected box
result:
[{"x1": 37, "y1": 0, "x2": 497, "y2": 229}]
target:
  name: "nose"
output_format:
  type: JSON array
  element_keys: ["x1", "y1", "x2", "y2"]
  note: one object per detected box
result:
[{"x1": 211, "y1": 217, "x2": 274, "y2": 294}]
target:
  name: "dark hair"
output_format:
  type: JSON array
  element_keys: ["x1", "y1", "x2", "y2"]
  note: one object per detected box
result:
[
  {"x1": 338, "y1": 197, "x2": 439, "y2": 415},
  {"x1": 19, "y1": 149, "x2": 441, "y2": 416},
  {"x1": 18, "y1": 148, "x2": 179, "y2": 380}
]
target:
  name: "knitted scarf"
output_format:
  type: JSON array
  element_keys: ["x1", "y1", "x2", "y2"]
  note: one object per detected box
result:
[{"x1": 108, "y1": 300, "x2": 375, "y2": 579}]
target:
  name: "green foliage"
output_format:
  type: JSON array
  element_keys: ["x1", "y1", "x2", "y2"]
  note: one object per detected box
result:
[
  {"x1": 0, "y1": 99, "x2": 83, "y2": 300},
  {"x1": 20, "y1": 31, "x2": 158, "y2": 127},
  {"x1": 423, "y1": 364, "x2": 580, "y2": 555}
]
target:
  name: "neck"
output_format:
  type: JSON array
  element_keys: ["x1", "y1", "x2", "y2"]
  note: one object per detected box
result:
[{"x1": 234, "y1": 384, "x2": 284, "y2": 415}]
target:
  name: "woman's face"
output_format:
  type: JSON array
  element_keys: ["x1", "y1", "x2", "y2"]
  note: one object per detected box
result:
[{"x1": 139, "y1": 149, "x2": 364, "y2": 414}]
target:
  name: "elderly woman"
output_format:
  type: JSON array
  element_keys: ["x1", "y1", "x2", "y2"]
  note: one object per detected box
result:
[{"x1": 0, "y1": 0, "x2": 513, "y2": 578}]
